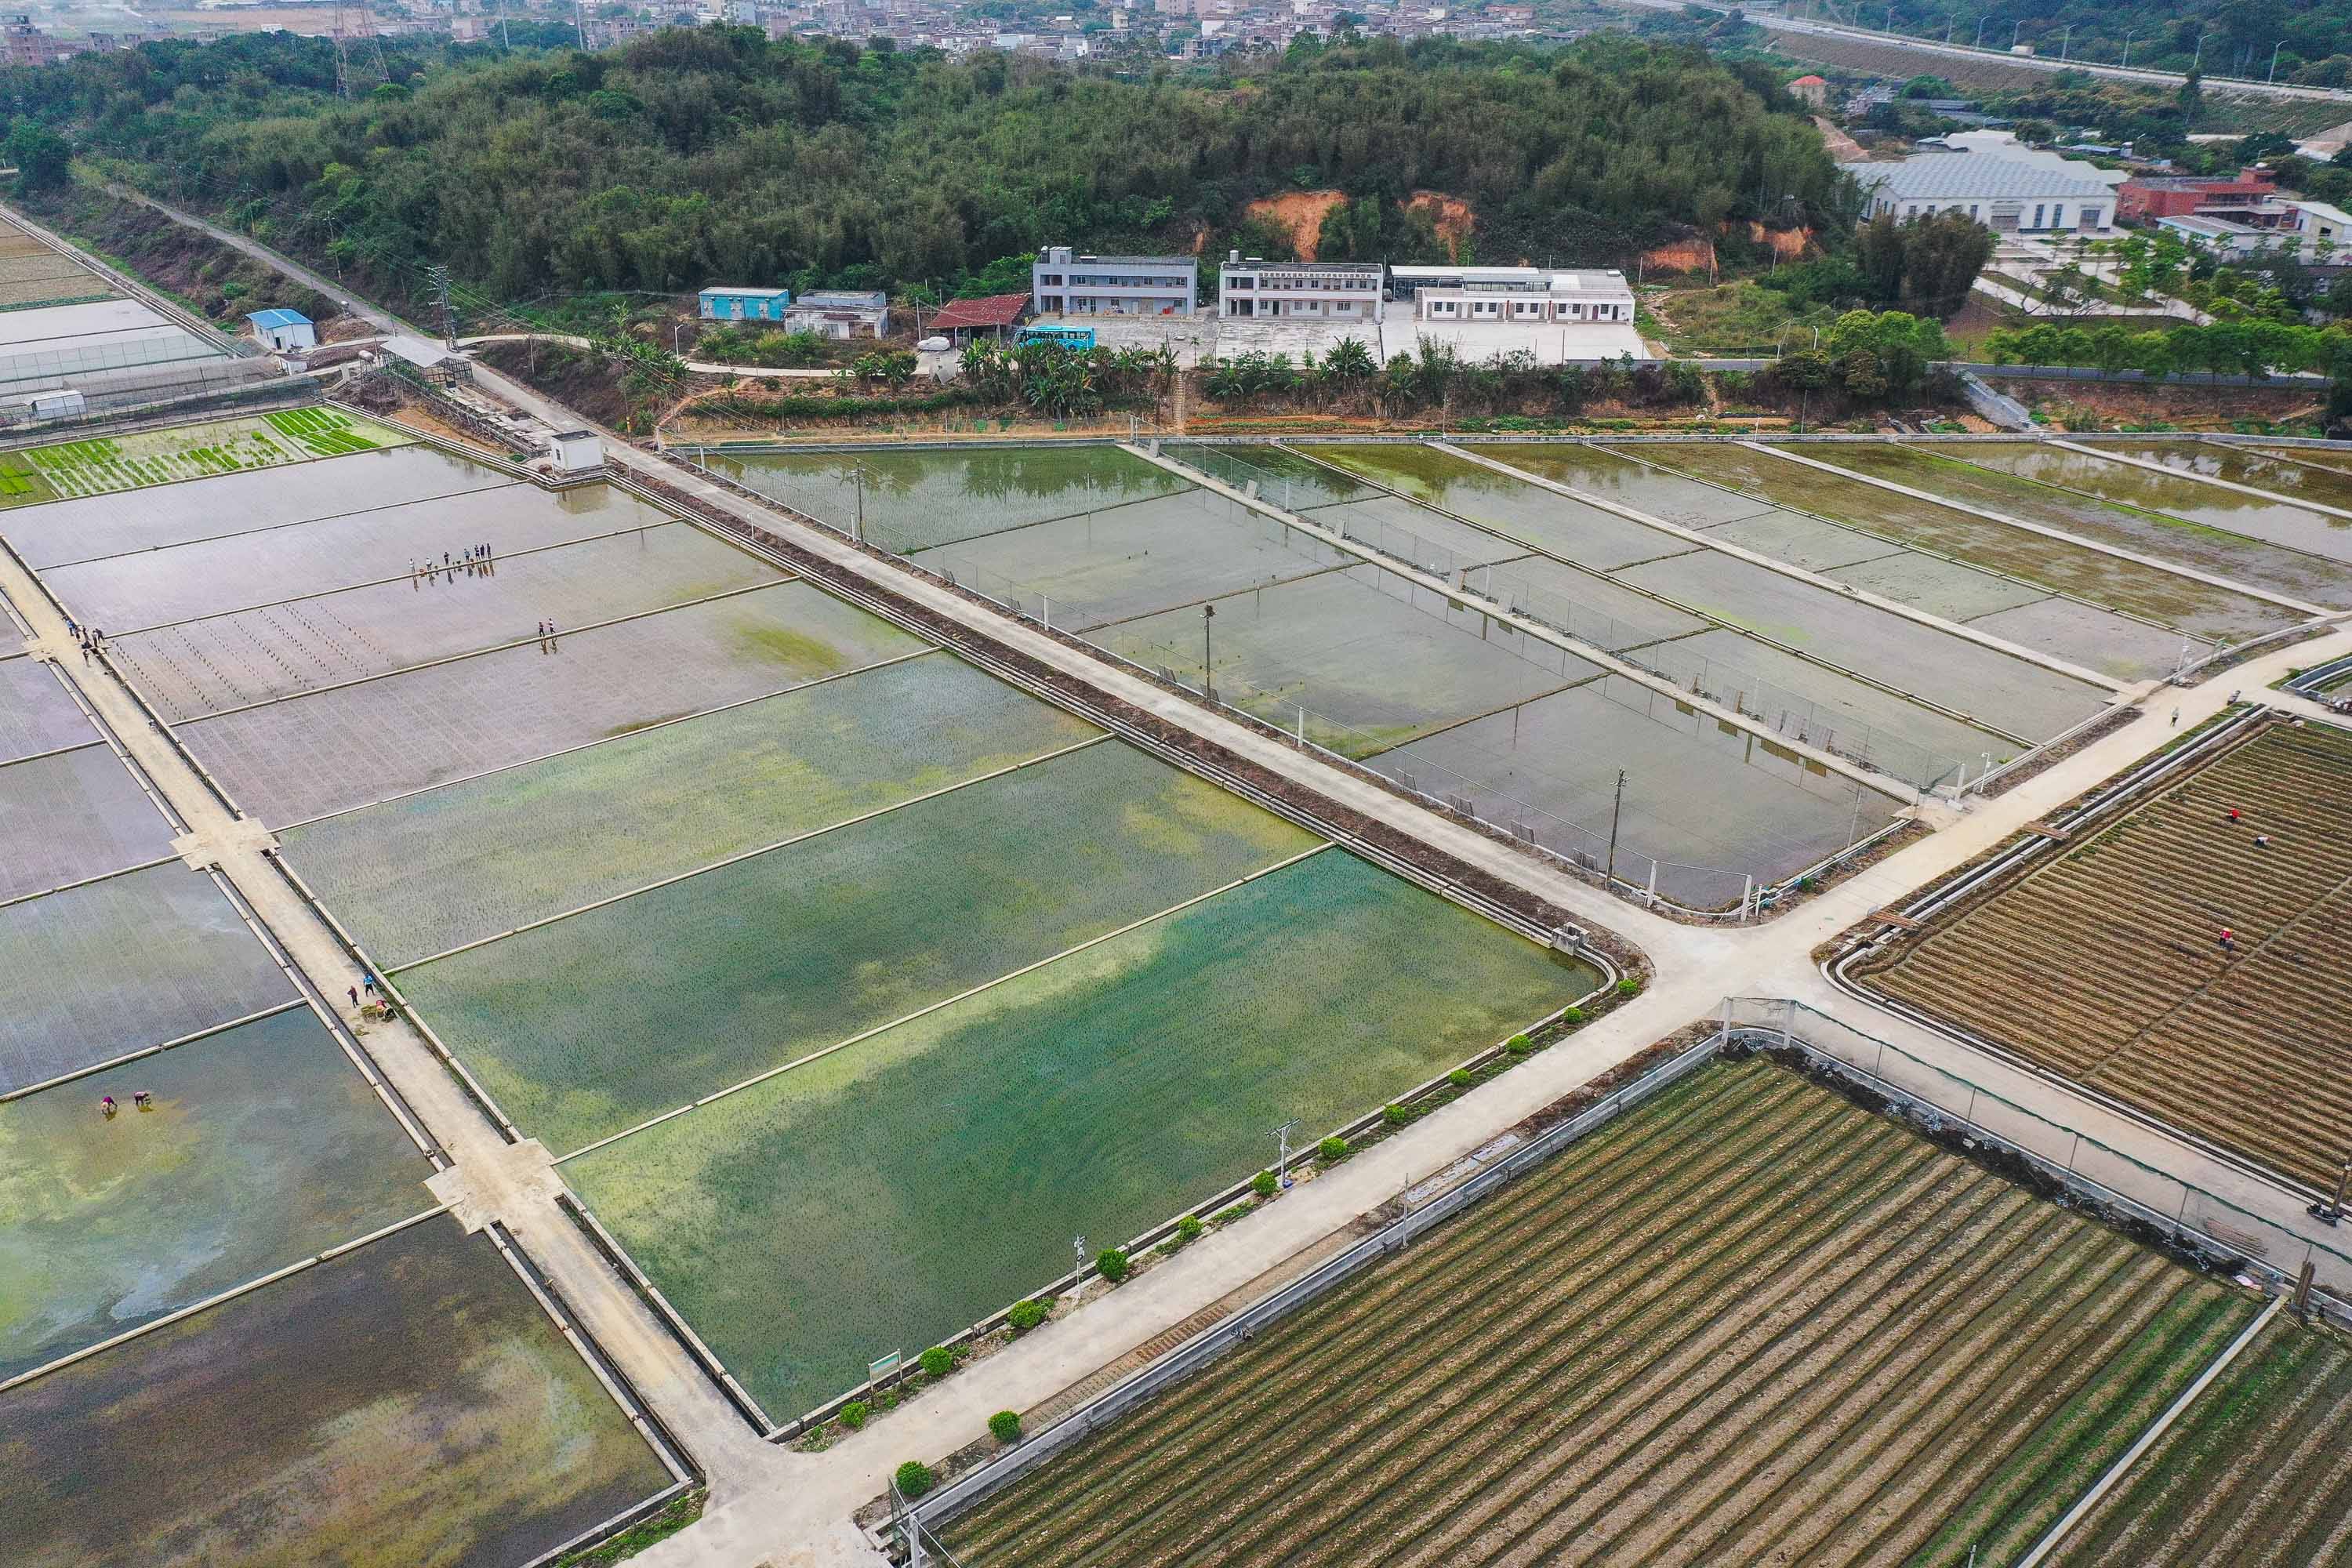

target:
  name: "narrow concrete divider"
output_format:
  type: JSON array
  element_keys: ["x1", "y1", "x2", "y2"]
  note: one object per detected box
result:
[{"x1": 2014, "y1": 1293, "x2": 2285, "y2": 1568}]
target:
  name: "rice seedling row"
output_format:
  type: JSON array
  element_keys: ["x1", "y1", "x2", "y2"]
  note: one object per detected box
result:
[{"x1": 942, "y1": 1056, "x2": 2258, "y2": 1568}]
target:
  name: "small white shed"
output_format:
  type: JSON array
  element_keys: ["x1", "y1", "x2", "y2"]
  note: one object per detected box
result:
[{"x1": 246, "y1": 308, "x2": 318, "y2": 354}]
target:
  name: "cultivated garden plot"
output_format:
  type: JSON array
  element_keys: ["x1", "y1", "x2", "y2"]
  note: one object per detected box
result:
[
  {"x1": 1623, "y1": 442, "x2": 2292, "y2": 650},
  {"x1": 1092, "y1": 564, "x2": 1604, "y2": 756},
  {"x1": 0, "y1": 653, "x2": 101, "y2": 763},
  {"x1": 561, "y1": 849, "x2": 1588, "y2": 1424},
  {"x1": 1822, "y1": 441, "x2": 2352, "y2": 613},
  {"x1": 1860, "y1": 720, "x2": 2352, "y2": 1192},
  {"x1": 2051, "y1": 1317, "x2": 2352, "y2": 1568},
  {"x1": 0, "y1": 1216, "x2": 677, "y2": 1568},
  {"x1": 0, "y1": 1007, "x2": 430, "y2": 1380},
  {"x1": 395, "y1": 740, "x2": 1319, "y2": 1154},
  {"x1": 2103, "y1": 439, "x2": 2352, "y2": 519},
  {"x1": 709, "y1": 444, "x2": 1189, "y2": 554},
  {"x1": 0, "y1": 863, "x2": 295, "y2": 1094},
  {"x1": 0, "y1": 441, "x2": 514, "y2": 568},
  {"x1": 36, "y1": 474, "x2": 673, "y2": 631},
  {"x1": 0, "y1": 408, "x2": 410, "y2": 507},
  {"x1": 175, "y1": 581, "x2": 924, "y2": 825},
  {"x1": 108, "y1": 524, "x2": 783, "y2": 720},
  {"x1": 286, "y1": 655, "x2": 1098, "y2": 966},
  {"x1": 913, "y1": 486, "x2": 1351, "y2": 629},
  {"x1": 942, "y1": 1054, "x2": 2260, "y2": 1568},
  {"x1": 1949, "y1": 444, "x2": 2352, "y2": 566},
  {"x1": 1388, "y1": 675, "x2": 1897, "y2": 908},
  {"x1": 0, "y1": 742, "x2": 176, "y2": 898}
]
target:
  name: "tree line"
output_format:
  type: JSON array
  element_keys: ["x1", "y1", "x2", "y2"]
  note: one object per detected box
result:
[{"x1": 0, "y1": 26, "x2": 1855, "y2": 314}]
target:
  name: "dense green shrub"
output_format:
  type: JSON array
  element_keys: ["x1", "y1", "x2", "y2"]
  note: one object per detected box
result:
[
  {"x1": 1096, "y1": 1247, "x2": 1131, "y2": 1283},
  {"x1": 1175, "y1": 1214, "x2": 1205, "y2": 1243},
  {"x1": 895, "y1": 1461, "x2": 935, "y2": 1500},
  {"x1": 1317, "y1": 1134, "x2": 1349, "y2": 1162},
  {"x1": 1560, "y1": 1005, "x2": 1586, "y2": 1025},
  {"x1": 839, "y1": 1400, "x2": 870, "y2": 1431},
  {"x1": 1447, "y1": 1068, "x2": 1475, "y2": 1087},
  {"x1": 1504, "y1": 1032, "x2": 1534, "y2": 1055},
  {"x1": 919, "y1": 1346, "x2": 954, "y2": 1380},
  {"x1": 1617, "y1": 976, "x2": 1644, "y2": 996},
  {"x1": 1382, "y1": 1102, "x2": 1410, "y2": 1127},
  {"x1": 1252, "y1": 1169, "x2": 1280, "y2": 1197},
  {"x1": 1007, "y1": 1299, "x2": 1048, "y2": 1333},
  {"x1": 989, "y1": 1410, "x2": 1023, "y2": 1444}
]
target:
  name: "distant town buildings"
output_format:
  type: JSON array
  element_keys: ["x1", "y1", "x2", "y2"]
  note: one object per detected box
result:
[
  {"x1": 1217, "y1": 254, "x2": 1382, "y2": 319},
  {"x1": 1031, "y1": 247, "x2": 1200, "y2": 317}
]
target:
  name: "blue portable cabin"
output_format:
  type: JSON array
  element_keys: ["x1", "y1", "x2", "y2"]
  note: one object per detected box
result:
[
  {"x1": 1016, "y1": 324, "x2": 1097, "y2": 350},
  {"x1": 697, "y1": 286, "x2": 793, "y2": 322}
]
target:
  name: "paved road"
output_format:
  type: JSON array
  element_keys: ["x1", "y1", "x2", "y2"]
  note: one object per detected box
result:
[{"x1": 53, "y1": 191, "x2": 2352, "y2": 1567}]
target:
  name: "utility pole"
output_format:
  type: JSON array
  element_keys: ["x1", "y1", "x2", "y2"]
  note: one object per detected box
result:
[
  {"x1": 852, "y1": 465, "x2": 866, "y2": 542},
  {"x1": 331, "y1": 0, "x2": 352, "y2": 100},
  {"x1": 1202, "y1": 601, "x2": 1215, "y2": 697},
  {"x1": 1973, "y1": 14, "x2": 1987, "y2": 47},
  {"x1": 2312, "y1": 1162, "x2": 2350, "y2": 1226},
  {"x1": 574, "y1": 0, "x2": 590, "y2": 46},
  {"x1": 1604, "y1": 768, "x2": 1625, "y2": 889},
  {"x1": 2120, "y1": 28, "x2": 2136, "y2": 67},
  {"x1": 2058, "y1": 23, "x2": 2069, "y2": 60},
  {"x1": 2269, "y1": 41, "x2": 2285, "y2": 85},
  {"x1": 1272, "y1": 1118, "x2": 1301, "y2": 1189},
  {"x1": 426, "y1": 263, "x2": 455, "y2": 349}
]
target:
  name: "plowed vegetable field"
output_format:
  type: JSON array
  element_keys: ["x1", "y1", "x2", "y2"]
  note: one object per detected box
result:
[
  {"x1": 1860, "y1": 720, "x2": 2352, "y2": 1191},
  {"x1": 942, "y1": 1054, "x2": 2259, "y2": 1568},
  {"x1": 2051, "y1": 1317, "x2": 2352, "y2": 1567}
]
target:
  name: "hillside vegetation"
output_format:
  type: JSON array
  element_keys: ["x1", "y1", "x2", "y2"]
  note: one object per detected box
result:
[{"x1": 0, "y1": 29, "x2": 1850, "y2": 311}]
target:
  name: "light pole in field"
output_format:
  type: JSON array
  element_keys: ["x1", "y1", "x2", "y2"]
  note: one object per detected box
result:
[
  {"x1": 1273, "y1": 1118, "x2": 1302, "y2": 1188},
  {"x1": 1202, "y1": 601, "x2": 1215, "y2": 697},
  {"x1": 1973, "y1": 14, "x2": 1990, "y2": 48}
]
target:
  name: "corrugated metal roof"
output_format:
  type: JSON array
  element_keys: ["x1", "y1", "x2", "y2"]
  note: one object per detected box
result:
[
  {"x1": 245, "y1": 308, "x2": 312, "y2": 328},
  {"x1": 1841, "y1": 152, "x2": 2113, "y2": 203},
  {"x1": 926, "y1": 293, "x2": 1031, "y2": 329}
]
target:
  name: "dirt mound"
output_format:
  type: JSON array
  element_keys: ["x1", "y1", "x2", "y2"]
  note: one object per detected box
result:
[
  {"x1": 1748, "y1": 222, "x2": 1813, "y2": 259},
  {"x1": 1403, "y1": 191, "x2": 1476, "y2": 260},
  {"x1": 1641, "y1": 238, "x2": 1715, "y2": 275},
  {"x1": 1242, "y1": 190, "x2": 1350, "y2": 260}
]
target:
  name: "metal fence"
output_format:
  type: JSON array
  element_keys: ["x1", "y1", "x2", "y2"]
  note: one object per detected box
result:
[
  {"x1": 1728, "y1": 998, "x2": 2352, "y2": 1316},
  {"x1": 898, "y1": 1026, "x2": 1730, "y2": 1547}
]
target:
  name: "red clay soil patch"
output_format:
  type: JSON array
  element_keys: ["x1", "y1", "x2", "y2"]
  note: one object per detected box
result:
[
  {"x1": 1243, "y1": 191, "x2": 1350, "y2": 260},
  {"x1": 1641, "y1": 237, "x2": 1716, "y2": 276},
  {"x1": 1403, "y1": 191, "x2": 1477, "y2": 260}
]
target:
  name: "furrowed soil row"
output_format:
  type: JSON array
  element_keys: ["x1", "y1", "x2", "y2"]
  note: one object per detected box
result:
[
  {"x1": 1719, "y1": 1261, "x2": 2235, "y2": 1567},
  {"x1": 1034, "y1": 1081, "x2": 1869, "y2": 1566},
  {"x1": 1861, "y1": 720, "x2": 2352, "y2": 1192},
  {"x1": 2056, "y1": 1322, "x2": 2352, "y2": 1568},
  {"x1": 1889, "y1": 1287, "x2": 2256, "y2": 1566},
  {"x1": 1390, "y1": 1173, "x2": 2044, "y2": 1568},
  {"x1": 952, "y1": 1064, "x2": 1814, "y2": 1563},
  {"x1": 945, "y1": 1059, "x2": 2262, "y2": 1568},
  {"x1": 1502, "y1": 1210, "x2": 2134, "y2": 1567},
  {"x1": 1224, "y1": 1126, "x2": 1965, "y2": 1568}
]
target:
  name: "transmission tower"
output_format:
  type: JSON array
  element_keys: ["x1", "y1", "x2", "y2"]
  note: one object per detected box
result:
[
  {"x1": 426, "y1": 263, "x2": 456, "y2": 348},
  {"x1": 331, "y1": 0, "x2": 351, "y2": 100}
]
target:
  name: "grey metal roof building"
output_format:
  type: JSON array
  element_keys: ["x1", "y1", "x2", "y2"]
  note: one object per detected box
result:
[{"x1": 1841, "y1": 151, "x2": 2116, "y2": 233}]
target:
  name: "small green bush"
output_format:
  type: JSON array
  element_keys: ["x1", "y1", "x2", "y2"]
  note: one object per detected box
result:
[
  {"x1": 1175, "y1": 1214, "x2": 1204, "y2": 1243},
  {"x1": 989, "y1": 1410, "x2": 1023, "y2": 1444},
  {"x1": 919, "y1": 1346, "x2": 954, "y2": 1380},
  {"x1": 1504, "y1": 1032, "x2": 1534, "y2": 1055},
  {"x1": 895, "y1": 1461, "x2": 935, "y2": 1500},
  {"x1": 839, "y1": 1400, "x2": 870, "y2": 1431},
  {"x1": 1317, "y1": 1134, "x2": 1349, "y2": 1162},
  {"x1": 1252, "y1": 1169, "x2": 1279, "y2": 1197},
  {"x1": 1382, "y1": 1102, "x2": 1410, "y2": 1127},
  {"x1": 1616, "y1": 976, "x2": 1643, "y2": 997},
  {"x1": 1007, "y1": 1299, "x2": 1048, "y2": 1334},
  {"x1": 1097, "y1": 1247, "x2": 1131, "y2": 1283},
  {"x1": 1446, "y1": 1068, "x2": 1474, "y2": 1087},
  {"x1": 1562, "y1": 1004, "x2": 1587, "y2": 1025}
]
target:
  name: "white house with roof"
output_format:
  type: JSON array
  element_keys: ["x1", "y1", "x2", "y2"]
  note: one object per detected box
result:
[
  {"x1": 245, "y1": 307, "x2": 316, "y2": 354},
  {"x1": 1840, "y1": 149, "x2": 2116, "y2": 234},
  {"x1": 1217, "y1": 254, "x2": 1383, "y2": 319},
  {"x1": 1390, "y1": 264, "x2": 1635, "y2": 325}
]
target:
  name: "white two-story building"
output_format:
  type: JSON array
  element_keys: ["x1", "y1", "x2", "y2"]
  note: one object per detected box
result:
[
  {"x1": 1217, "y1": 253, "x2": 1384, "y2": 319},
  {"x1": 1389, "y1": 265, "x2": 1635, "y2": 326}
]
